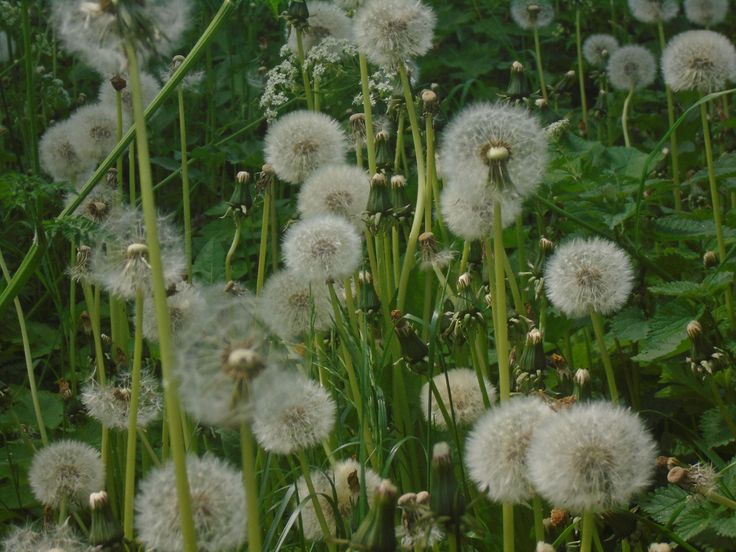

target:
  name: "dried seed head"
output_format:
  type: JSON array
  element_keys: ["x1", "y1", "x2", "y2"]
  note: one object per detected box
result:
[{"x1": 684, "y1": 0, "x2": 729, "y2": 26}]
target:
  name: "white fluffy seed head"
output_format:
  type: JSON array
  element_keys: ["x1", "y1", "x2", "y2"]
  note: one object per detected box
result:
[
  {"x1": 685, "y1": 0, "x2": 729, "y2": 26},
  {"x1": 265, "y1": 110, "x2": 348, "y2": 184},
  {"x1": 283, "y1": 214, "x2": 362, "y2": 281},
  {"x1": 527, "y1": 401, "x2": 657, "y2": 513},
  {"x1": 419, "y1": 368, "x2": 494, "y2": 430},
  {"x1": 29, "y1": 440, "x2": 104, "y2": 508},
  {"x1": 662, "y1": 30, "x2": 736, "y2": 93},
  {"x1": 1, "y1": 523, "x2": 86, "y2": 552},
  {"x1": 250, "y1": 366, "x2": 336, "y2": 454},
  {"x1": 81, "y1": 369, "x2": 162, "y2": 430},
  {"x1": 628, "y1": 0, "x2": 679, "y2": 23},
  {"x1": 287, "y1": 1, "x2": 354, "y2": 53},
  {"x1": 39, "y1": 119, "x2": 91, "y2": 182},
  {"x1": 583, "y1": 34, "x2": 620, "y2": 66},
  {"x1": 607, "y1": 45, "x2": 657, "y2": 91},
  {"x1": 439, "y1": 102, "x2": 549, "y2": 202},
  {"x1": 142, "y1": 281, "x2": 208, "y2": 342},
  {"x1": 465, "y1": 396, "x2": 554, "y2": 503},
  {"x1": 544, "y1": 237, "x2": 634, "y2": 318},
  {"x1": 66, "y1": 103, "x2": 118, "y2": 163},
  {"x1": 259, "y1": 270, "x2": 333, "y2": 341},
  {"x1": 353, "y1": 0, "x2": 436, "y2": 67},
  {"x1": 136, "y1": 455, "x2": 246, "y2": 552},
  {"x1": 510, "y1": 0, "x2": 555, "y2": 30},
  {"x1": 298, "y1": 164, "x2": 370, "y2": 229},
  {"x1": 296, "y1": 459, "x2": 381, "y2": 540},
  {"x1": 440, "y1": 179, "x2": 523, "y2": 239},
  {"x1": 98, "y1": 72, "x2": 161, "y2": 126}
]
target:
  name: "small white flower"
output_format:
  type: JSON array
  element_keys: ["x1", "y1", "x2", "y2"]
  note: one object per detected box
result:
[
  {"x1": 287, "y1": 1, "x2": 354, "y2": 54},
  {"x1": 628, "y1": 0, "x2": 679, "y2": 23},
  {"x1": 662, "y1": 30, "x2": 736, "y2": 93},
  {"x1": 298, "y1": 164, "x2": 370, "y2": 228},
  {"x1": 684, "y1": 0, "x2": 729, "y2": 26},
  {"x1": 607, "y1": 45, "x2": 657, "y2": 91},
  {"x1": 527, "y1": 401, "x2": 657, "y2": 513},
  {"x1": 583, "y1": 34, "x2": 620, "y2": 67},
  {"x1": 419, "y1": 368, "x2": 494, "y2": 430},
  {"x1": 81, "y1": 369, "x2": 162, "y2": 430},
  {"x1": 510, "y1": 0, "x2": 555, "y2": 30}
]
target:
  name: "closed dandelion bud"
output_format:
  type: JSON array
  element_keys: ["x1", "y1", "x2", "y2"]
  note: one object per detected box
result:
[
  {"x1": 351, "y1": 479, "x2": 398, "y2": 552},
  {"x1": 226, "y1": 175, "x2": 252, "y2": 217},
  {"x1": 375, "y1": 128, "x2": 393, "y2": 169},
  {"x1": 421, "y1": 89, "x2": 438, "y2": 116},
  {"x1": 507, "y1": 61, "x2": 529, "y2": 100},
  {"x1": 392, "y1": 310, "x2": 429, "y2": 367},
  {"x1": 287, "y1": 0, "x2": 310, "y2": 27},
  {"x1": 350, "y1": 112, "x2": 367, "y2": 140},
  {"x1": 420, "y1": 369, "x2": 495, "y2": 429},
  {"x1": 703, "y1": 250, "x2": 718, "y2": 267},
  {"x1": 430, "y1": 443, "x2": 465, "y2": 527},
  {"x1": 649, "y1": 544, "x2": 673, "y2": 552},
  {"x1": 574, "y1": 368, "x2": 590, "y2": 386},
  {"x1": 367, "y1": 171, "x2": 392, "y2": 216},
  {"x1": 358, "y1": 270, "x2": 381, "y2": 314},
  {"x1": 390, "y1": 174, "x2": 411, "y2": 215},
  {"x1": 536, "y1": 543, "x2": 555, "y2": 552},
  {"x1": 519, "y1": 328, "x2": 545, "y2": 374},
  {"x1": 236, "y1": 170, "x2": 251, "y2": 184},
  {"x1": 457, "y1": 272, "x2": 472, "y2": 291},
  {"x1": 687, "y1": 320, "x2": 703, "y2": 339},
  {"x1": 539, "y1": 236, "x2": 554, "y2": 253},
  {"x1": 88, "y1": 491, "x2": 123, "y2": 547},
  {"x1": 110, "y1": 73, "x2": 127, "y2": 91}
]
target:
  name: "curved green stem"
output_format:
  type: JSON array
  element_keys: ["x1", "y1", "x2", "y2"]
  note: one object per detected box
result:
[
  {"x1": 706, "y1": 490, "x2": 736, "y2": 510},
  {"x1": 575, "y1": 8, "x2": 588, "y2": 132},
  {"x1": 622, "y1": 87, "x2": 634, "y2": 148},
  {"x1": 533, "y1": 27, "x2": 548, "y2": 105},
  {"x1": 178, "y1": 86, "x2": 192, "y2": 281},
  {"x1": 590, "y1": 308, "x2": 619, "y2": 404},
  {"x1": 240, "y1": 423, "x2": 263, "y2": 551},
  {"x1": 225, "y1": 216, "x2": 242, "y2": 282}
]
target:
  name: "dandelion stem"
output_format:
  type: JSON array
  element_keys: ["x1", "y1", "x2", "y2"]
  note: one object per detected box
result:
[
  {"x1": 225, "y1": 215, "x2": 242, "y2": 282},
  {"x1": 177, "y1": 86, "x2": 193, "y2": 282},
  {"x1": 657, "y1": 21, "x2": 682, "y2": 211},
  {"x1": 575, "y1": 8, "x2": 588, "y2": 132},
  {"x1": 502, "y1": 502, "x2": 514, "y2": 552},
  {"x1": 294, "y1": 29, "x2": 315, "y2": 111},
  {"x1": 424, "y1": 113, "x2": 434, "y2": 232},
  {"x1": 68, "y1": 244, "x2": 78, "y2": 396},
  {"x1": 256, "y1": 182, "x2": 272, "y2": 294},
  {"x1": 297, "y1": 450, "x2": 336, "y2": 551},
  {"x1": 21, "y1": 0, "x2": 39, "y2": 173},
  {"x1": 493, "y1": 202, "x2": 510, "y2": 402},
  {"x1": 581, "y1": 511, "x2": 595, "y2": 552},
  {"x1": 533, "y1": 26, "x2": 549, "y2": 105},
  {"x1": 532, "y1": 494, "x2": 544, "y2": 543},
  {"x1": 240, "y1": 423, "x2": 263, "y2": 551},
  {"x1": 589, "y1": 308, "x2": 619, "y2": 404},
  {"x1": 706, "y1": 490, "x2": 736, "y2": 510},
  {"x1": 359, "y1": 53, "x2": 377, "y2": 175},
  {"x1": 622, "y1": 87, "x2": 634, "y2": 148},
  {"x1": 123, "y1": 39, "x2": 197, "y2": 552},
  {"x1": 115, "y1": 90, "x2": 124, "y2": 200}
]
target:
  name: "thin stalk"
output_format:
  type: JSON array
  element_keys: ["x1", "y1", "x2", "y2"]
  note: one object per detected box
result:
[
  {"x1": 256, "y1": 183, "x2": 272, "y2": 294},
  {"x1": 359, "y1": 53, "x2": 377, "y2": 175},
  {"x1": 581, "y1": 512, "x2": 595, "y2": 552},
  {"x1": 589, "y1": 308, "x2": 619, "y2": 404},
  {"x1": 115, "y1": 90, "x2": 124, "y2": 199},
  {"x1": 424, "y1": 113, "x2": 434, "y2": 232},
  {"x1": 396, "y1": 64, "x2": 427, "y2": 311},
  {"x1": 240, "y1": 423, "x2": 263, "y2": 551},
  {"x1": 21, "y1": 0, "x2": 39, "y2": 173},
  {"x1": 533, "y1": 27, "x2": 549, "y2": 105},
  {"x1": 68, "y1": 245, "x2": 78, "y2": 395},
  {"x1": 123, "y1": 40, "x2": 197, "y2": 552},
  {"x1": 129, "y1": 142, "x2": 136, "y2": 204},
  {"x1": 294, "y1": 29, "x2": 314, "y2": 111},
  {"x1": 503, "y1": 250, "x2": 523, "y2": 316},
  {"x1": 575, "y1": 8, "x2": 588, "y2": 132},
  {"x1": 225, "y1": 216, "x2": 242, "y2": 282},
  {"x1": 532, "y1": 494, "x2": 544, "y2": 543},
  {"x1": 493, "y1": 202, "x2": 510, "y2": 401},
  {"x1": 657, "y1": 21, "x2": 682, "y2": 210},
  {"x1": 622, "y1": 87, "x2": 634, "y2": 148},
  {"x1": 502, "y1": 502, "x2": 514, "y2": 552},
  {"x1": 706, "y1": 490, "x2": 736, "y2": 510},
  {"x1": 297, "y1": 450, "x2": 336, "y2": 551},
  {"x1": 177, "y1": 86, "x2": 193, "y2": 281},
  {"x1": 123, "y1": 290, "x2": 144, "y2": 540},
  {"x1": 138, "y1": 429, "x2": 161, "y2": 467},
  {"x1": 270, "y1": 183, "x2": 279, "y2": 272}
]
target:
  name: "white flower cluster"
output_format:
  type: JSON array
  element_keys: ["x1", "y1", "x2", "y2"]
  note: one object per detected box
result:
[
  {"x1": 305, "y1": 37, "x2": 358, "y2": 84},
  {"x1": 260, "y1": 46, "x2": 301, "y2": 122},
  {"x1": 353, "y1": 66, "x2": 400, "y2": 107}
]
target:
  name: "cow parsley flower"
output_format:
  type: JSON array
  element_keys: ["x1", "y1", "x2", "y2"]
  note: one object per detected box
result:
[
  {"x1": 283, "y1": 214, "x2": 362, "y2": 281},
  {"x1": 662, "y1": 30, "x2": 736, "y2": 93},
  {"x1": 420, "y1": 368, "x2": 494, "y2": 430},
  {"x1": 287, "y1": 1, "x2": 353, "y2": 53},
  {"x1": 39, "y1": 119, "x2": 92, "y2": 183},
  {"x1": 1, "y1": 522, "x2": 86, "y2": 552},
  {"x1": 440, "y1": 180, "x2": 523, "y2": 239},
  {"x1": 250, "y1": 366, "x2": 336, "y2": 454},
  {"x1": 465, "y1": 396, "x2": 554, "y2": 503},
  {"x1": 544, "y1": 237, "x2": 634, "y2": 318},
  {"x1": 510, "y1": 0, "x2": 555, "y2": 30},
  {"x1": 608, "y1": 45, "x2": 657, "y2": 91},
  {"x1": 354, "y1": 0, "x2": 436, "y2": 67},
  {"x1": 684, "y1": 0, "x2": 729, "y2": 26},
  {"x1": 527, "y1": 402, "x2": 656, "y2": 512},
  {"x1": 67, "y1": 103, "x2": 118, "y2": 163},
  {"x1": 136, "y1": 455, "x2": 246, "y2": 552},
  {"x1": 81, "y1": 369, "x2": 162, "y2": 430},
  {"x1": 583, "y1": 34, "x2": 620, "y2": 67},
  {"x1": 628, "y1": 0, "x2": 679, "y2": 23},
  {"x1": 298, "y1": 164, "x2": 370, "y2": 228},
  {"x1": 29, "y1": 440, "x2": 104, "y2": 508},
  {"x1": 265, "y1": 110, "x2": 348, "y2": 184},
  {"x1": 259, "y1": 270, "x2": 333, "y2": 341},
  {"x1": 296, "y1": 459, "x2": 381, "y2": 540},
  {"x1": 260, "y1": 46, "x2": 300, "y2": 122}
]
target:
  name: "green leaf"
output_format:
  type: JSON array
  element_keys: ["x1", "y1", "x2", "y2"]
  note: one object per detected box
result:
[
  {"x1": 715, "y1": 514, "x2": 736, "y2": 538},
  {"x1": 675, "y1": 500, "x2": 715, "y2": 540},
  {"x1": 609, "y1": 307, "x2": 649, "y2": 342},
  {"x1": 655, "y1": 216, "x2": 736, "y2": 240},
  {"x1": 192, "y1": 238, "x2": 225, "y2": 284},
  {"x1": 641, "y1": 485, "x2": 689, "y2": 525},
  {"x1": 701, "y1": 406, "x2": 736, "y2": 448},
  {"x1": 633, "y1": 302, "x2": 704, "y2": 362},
  {"x1": 649, "y1": 272, "x2": 733, "y2": 298}
]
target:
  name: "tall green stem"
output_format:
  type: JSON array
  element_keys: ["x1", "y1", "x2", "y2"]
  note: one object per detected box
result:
[
  {"x1": 502, "y1": 502, "x2": 514, "y2": 552},
  {"x1": 240, "y1": 423, "x2": 263, "y2": 551},
  {"x1": 657, "y1": 21, "x2": 682, "y2": 210},
  {"x1": 533, "y1": 27, "x2": 548, "y2": 105},
  {"x1": 115, "y1": 90, "x2": 124, "y2": 200},
  {"x1": 256, "y1": 183, "x2": 272, "y2": 294},
  {"x1": 21, "y1": 0, "x2": 39, "y2": 173},
  {"x1": 581, "y1": 512, "x2": 595, "y2": 552},
  {"x1": 297, "y1": 451, "x2": 335, "y2": 551},
  {"x1": 589, "y1": 308, "x2": 619, "y2": 404},
  {"x1": 575, "y1": 8, "x2": 588, "y2": 132},
  {"x1": 225, "y1": 216, "x2": 242, "y2": 282},
  {"x1": 622, "y1": 87, "x2": 634, "y2": 148},
  {"x1": 123, "y1": 40, "x2": 197, "y2": 552},
  {"x1": 532, "y1": 494, "x2": 544, "y2": 543},
  {"x1": 178, "y1": 86, "x2": 193, "y2": 281},
  {"x1": 294, "y1": 29, "x2": 314, "y2": 111},
  {"x1": 359, "y1": 53, "x2": 377, "y2": 175},
  {"x1": 493, "y1": 202, "x2": 510, "y2": 402}
]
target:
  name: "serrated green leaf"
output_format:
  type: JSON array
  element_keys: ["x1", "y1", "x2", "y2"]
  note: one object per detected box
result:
[
  {"x1": 610, "y1": 307, "x2": 649, "y2": 342},
  {"x1": 655, "y1": 216, "x2": 736, "y2": 240},
  {"x1": 675, "y1": 500, "x2": 716, "y2": 539},
  {"x1": 192, "y1": 238, "x2": 225, "y2": 284},
  {"x1": 701, "y1": 407, "x2": 736, "y2": 448},
  {"x1": 715, "y1": 514, "x2": 736, "y2": 538},
  {"x1": 649, "y1": 272, "x2": 733, "y2": 298},
  {"x1": 633, "y1": 303, "x2": 704, "y2": 362},
  {"x1": 641, "y1": 485, "x2": 689, "y2": 525}
]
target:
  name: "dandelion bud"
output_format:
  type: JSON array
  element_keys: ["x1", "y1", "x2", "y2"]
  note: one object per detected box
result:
[
  {"x1": 351, "y1": 480, "x2": 398, "y2": 552},
  {"x1": 574, "y1": 368, "x2": 590, "y2": 386},
  {"x1": 537, "y1": 543, "x2": 555, "y2": 552},
  {"x1": 287, "y1": 0, "x2": 310, "y2": 27},
  {"x1": 539, "y1": 236, "x2": 554, "y2": 253},
  {"x1": 430, "y1": 443, "x2": 465, "y2": 528},
  {"x1": 667, "y1": 466, "x2": 687, "y2": 485},
  {"x1": 457, "y1": 272, "x2": 472, "y2": 290},
  {"x1": 236, "y1": 170, "x2": 251, "y2": 184},
  {"x1": 392, "y1": 310, "x2": 429, "y2": 368},
  {"x1": 703, "y1": 250, "x2": 718, "y2": 267},
  {"x1": 110, "y1": 74, "x2": 127, "y2": 91},
  {"x1": 687, "y1": 320, "x2": 703, "y2": 339},
  {"x1": 507, "y1": 61, "x2": 529, "y2": 100},
  {"x1": 649, "y1": 544, "x2": 673, "y2": 552},
  {"x1": 89, "y1": 491, "x2": 123, "y2": 547},
  {"x1": 349, "y1": 112, "x2": 366, "y2": 138},
  {"x1": 518, "y1": 328, "x2": 545, "y2": 376},
  {"x1": 421, "y1": 89, "x2": 439, "y2": 116}
]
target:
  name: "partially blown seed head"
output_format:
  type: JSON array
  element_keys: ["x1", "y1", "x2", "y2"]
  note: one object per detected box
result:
[
  {"x1": 81, "y1": 369, "x2": 162, "y2": 430},
  {"x1": 142, "y1": 281, "x2": 208, "y2": 342},
  {"x1": 583, "y1": 34, "x2": 620, "y2": 66},
  {"x1": 607, "y1": 45, "x2": 657, "y2": 91},
  {"x1": 1, "y1": 522, "x2": 86, "y2": 552},
  {"x1": 420, "y1": 368, "x2": 494, "y2": 430},
  {"x1": 39, "y1": 119, "x2": 91, "y2": 182},
  {"x1": 662, "y1": 30, "x2": 736, "y2": 93},
  {"x1": 510, "y1": 0, "x2": 555, "y2": 30},
  {"x1": 287, "y1": 1, "x2": 354, "y2": 53},
  {"x1": 297, "y1": 164, "x2": 370, "y2": 228},
  {"x1": 684, "y1": 0, "x2": 729, "y2": 26},
  {"x1": 440, "y1": 179, "x2": 523, "y2": 239},
  {"x1": 67, "y1": 103, "x2": 118, "y2": 163},
  {"x1": 628, "y1": 0, "x2": 679, "y2": 23}
]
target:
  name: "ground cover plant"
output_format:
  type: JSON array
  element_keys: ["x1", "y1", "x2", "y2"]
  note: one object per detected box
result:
[{"x1": 2, "y1": 0, "x2": 736, "y2": 550}]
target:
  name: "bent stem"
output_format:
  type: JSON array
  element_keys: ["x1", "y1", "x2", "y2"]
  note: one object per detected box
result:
[
  {"x1": 622, "y1": 87, "x2": 634, "y2": 148},
  {"x1": 178, "y1": 86, "x2": 193, "y2": 281},
  {"x1": 589, "y1": 308, "x2": 619, "y2": 405},
  {"x1": 575, "y1": 8, "x2": 588, "y2": 132},
  {"x1": 297, "y1": 450, "x2": 336, "y2": 552},
  {"x1": 581, "y1": 511, "x2": 595, "y2": 552},
  {"x1": 533, "y1": 27, "x2": 548, "y2": 105},
  {"x1": 240, "y1": 423, "x2": 263, "y2": 551},
  {"x1": 225, "y1": 215, "x2": 242, "y2": 282}
]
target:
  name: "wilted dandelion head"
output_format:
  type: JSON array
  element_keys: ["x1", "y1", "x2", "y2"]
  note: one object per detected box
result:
[
  {"x1": 662, "y1": 30, "x2": 736, "y2": 93},
  {"x1": 142, "y1": 280, "x2": 208, "y2": 342},
  {"x1": 527, "y1": 401, "x2": 657, "y2": 513},
  {"x1": 298, "y1": 164, "x2": 370, "y2": 228},
  {"x1": 29, "y1": 440, "x2": 104, "y2": 508},
  {"x1": 175, "y1": 289, "x2": 274, "y2": 427},
  {"x1": 439, "y1": 102, "x2": 549, "y2": 201},
  {"x1": 265, "y1": 110, "x2": 348, "y2": 184},
  {"x1": 544, "y1": 237, "x2": 634, "y2": 318},
  {"x1": 90, "y1": 205, "x2": 185, "y2": 300},
  {"x1": 287, "y1": 1, "x2": 354, "y2": 53},
  {"x1": 259, "y1": 270, "x2": 333, "y2": 341},
  {"x1": 67, "y1": 103, "x2": 118, "y2": 163},
  {"x1": 353, "y1": 0, "x2": 436, "y2": 67},
  {"x1": 81, "y1": 369, "x2": 162, "y2": 430},
  {"x1": 296, "y1": 459, "x2": 381, "y2": 540},
  {"x1": 607, "y1": 45, "x2": 657, "y2": 91},
  {"x1": 685, "y1": 0, "x2": 729, "y2": 26},
  {"x1": 396, "y1": 491, "x2": 445, "y2": 550},
  {"x1": 39, "y1": 119, "x2": 91, "y2": 182},
  {"x1": 583, "y1": 34, "x2": 620, "y2": 66},
  {"x1": 283, "y1": 214, "x2": 362, "y2": 281},
  {"x1": 420, "y1": 368, "x2": 494, "y2": 430},
  {"x1": 136, "y1": 454, "x2": 246, "y2": 552},
  {"x1": 628, "y1": 0, "x2": 679, "y2": 23},
  {"x1": 1, "y1": 522, "x2": 86, "y2": 552},
  {"x1": 98, "y1": 71, "x2": 161, "y2": 125},
  {"x1": 250, "y1": 366, "x2": 336, "y2": 455},
  {"x1": 440, "y1": 180, "x2": 523, "y2": 240},
  {"x1": 510, "y1": 0, "x2": 555, "y2": 30},
  {"x1": 465, "y1": 396, "x2": 554, "y2": 503}
]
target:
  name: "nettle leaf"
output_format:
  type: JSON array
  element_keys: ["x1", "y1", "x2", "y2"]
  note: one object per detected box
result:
[
  {"x1": 716, "y1": 514, "x2": 736, "y2": 538},
  {"x1": 675, "y1": 499, "x2": 716, "y2": 539},
  {"x1": 649, "y1": 272, "x2": 733, "y2": 298},
  {"x1": 641, "y1": 485, "x2": 690, "y2": 525},
  {"x1": 655, "y1": 216, "x2": 736, "y2": 240},
  {"x1": 701, "y1": 406, "x2": 736, "y2": 448},
  {"x1": 604, "y1": 146, "x2": 650, "y2": 180},
  {"x1": 609, "y1": 307, "x2": 649, "y2": 342},
  {"x1": 192, "y1": 238, "x2": 225, "y2": 284},
  {"x1": 632, "y1": 302, "x2": 704, "y2": 362}
]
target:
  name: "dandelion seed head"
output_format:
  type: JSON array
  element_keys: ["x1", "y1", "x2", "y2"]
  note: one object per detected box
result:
[
  {"x1": 527, "y1": 401, "x2": 656, "y2": 513},
  {"x1": 251, "y1": 367, "x2": 336, "y2": 454},
  {"x1": 335, "y1": 0, "x2": 365, "y2": 10},
  {"x1": 136, "y1": 455, "x2": 246, "y2": 552},
  {"x1": 628, "y1": 0, "x2": 679, "y2": 23},
  {"x1": 662, "y1": 30, "x2": 736, "y2": 93},
  {"x1": 440, "y1": 180, "x2": 523, "y2": 240},
  {"x1": 142, "y1": 281, "x2": 208, "y2": 342},
  {"x1": 1, "y1": 522, "x2": 86, "y2": 552},
  {"x1": 298, "y1": 164, "x2": 370, "y2": 229},
  {"x1": 265, "y1": 110, "x2": 348, "y2": 184},
  {"x1": 419, "y1": 368, "x2": 494, "y2": 430},
  {"x1": 39, "y1": 119, "x2": 92, "y2": 182},
  {"x1": 81, "y1": 369, "x2": 162, "y2": 430},
  {"x1": 66, "y1": 103, "x2": 118, "y2": 163},
  {"x1": 684, "y1": 0, "x2": 729, "y2": 26},
  {"x1": 29, "y1": 440, "x2": 104, "y2": 508},
  {"x1": 353, "y1": 0, "x2": 436, "y2": 67},
  {"x1": 287, "y1": 1, "x2": 354, "y2": 54},
  {"x1": 544, "y1": 237, "x2": 634, "y2": 318},
  {"x1": 465, "y1": 396, "x2": 554, "y2": 503},
  {"x1": 583, "y1": 34, "x2": 619, "y2": 66},
  {"x1": 98, "y1": 72, "x2": 161, "y2": 126},
  {"x1": 510, "y1": 0, "x2": 555, "y2": 30},
  {"x1": 607, "y1": 45, "x2": 657, "y2": 91}
]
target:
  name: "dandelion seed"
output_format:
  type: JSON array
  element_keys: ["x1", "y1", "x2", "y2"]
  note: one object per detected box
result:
[
  {"x1": 1, "y1": 522, "x2": 86, "y2": 552},
  {"x1": 684, "y1": 0, "x2": 728, "y2": 26},
  {"x1": 544, "y1": 237, "x2": 634, "y2": 318},
  {"x1": 29, "y1": 440, "x2": 104, "y2": 509},
  {"x1": 662, "y1": 30, "x2": 736, "y2": 93},
  {"x1": 527, "y1": 401, "x2": 656, "y2": 512},
  {"x1": 510, "y1": 0, "x2": 555, "y2": 30},
  {"x1": 628, "y1": 0, "x2": 679, "y2": 23},
  {"x1": 335, "y1": 0, "x2": 364, "y2": 11},
  {"x1": 39, "y1": 119, "x2": 92, "y2": 182},
  {"x1": 420, "y1": 368, "x2": 494, "y2": 430},
  {"x1": 287, "y1": 1, "x2": 353, "y2": 54},
  {"x1": 583, "y1": 34, "x2": 619, "y2": 67},
  {"x1": 607, "y1": 45, "x2": 657, "y2": 91},
  {"x1": 297, "y1": 164, "x2": 370, "y2": 228},
  {"x1": 465, "y1": 396, "x2": 554, "y2": 503},
  {"x1": 440, "y1": 180, "x2": 523, "y2": 239},
  {"x1": 265, "y1": 110, "x2": 348, "y2": 184},
  {"x1": 136, "y1": 454, "x2": 246, "y2": 552},
  {"x1": 81, "y1": 369, "x2": 162, "y2": 430},
  {"x1": 353, "y1": 0, "x2": 436, "y2": 67},
  {"x1": 250, "y1": 366, "x2": 336, "y2": 454},
  {"x1": 282, "y1": 214, "x2": 362, "y2": 282}
]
